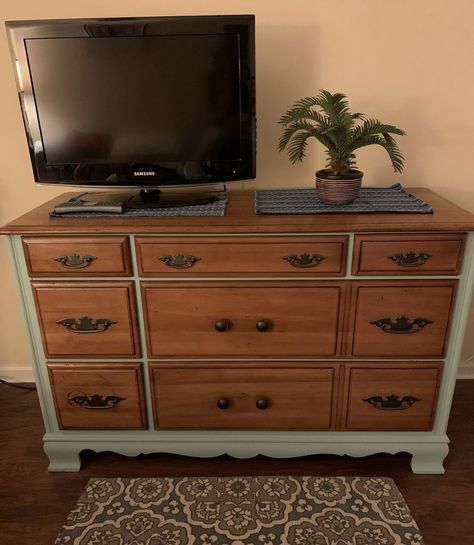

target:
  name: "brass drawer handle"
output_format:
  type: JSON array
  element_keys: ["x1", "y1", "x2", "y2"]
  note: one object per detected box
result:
[
  {"x1": 388, "y1": 251, "x2": 432, "y2": 267},
  {"x1": 364, "y1": 394, "x2": 421, "y2": 410},
  {"x1": 216, "y1": 398, "x2": 231, "y2": 410},
  {"x1": 256, "y1": 398, "x2": 270, "y2": 410},
  {"x1": 283, "y1": 253, "x2": 327, "y2": 268},
  {"x1": 256, "y1": 319, "x2": 271, "y2": 332},
  {"x1": 158, "y1": 254, "x2": 201, "y2": 269},
  {"x1": 68, "y1": 393, "x2": 125, "y2": 409},
  {"x1": 56, "y1": 316, "x2": 117, "y2": 333},
  {"x1": 55, "y1": 254, "x2": 97, "y2": 268},
  {"x1": 215, "y1": 319, "x2": 232, "y2": 332},
  {"x1": 370, "y1": 316, "x2": 433, "y2": 333}
]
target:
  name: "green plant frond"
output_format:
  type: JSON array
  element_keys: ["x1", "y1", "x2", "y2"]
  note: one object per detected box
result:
[
  {"x1": 278, "y1": 119, "x2": 336, "y2": 154},
  {"x1": 350, "y1": 118, "x2": 405, "y2": 144},
  {"x1": 351, "y1": 134, "x2": 405, "y2": 173},
  {"x1": 314, "y1": 90, "x2": 351, "y2": 124},
  {"x1": 286, "y1": 130, "x2": 314, "y2": 163},
  {"x1": 381, "y1": 132, "x2": 405, "y2": 173},
  {"x1": 278, "y1": 107, "x2": 331, "y2": 132}
]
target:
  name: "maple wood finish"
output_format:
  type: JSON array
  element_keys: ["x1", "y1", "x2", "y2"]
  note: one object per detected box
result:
[
  {"x1": 342, "y1": 363, "x2": 442, "y2": 431},
  {"x1": 48, "y1": 363, "x2": 147, "y2": 430},
  {"x1": 22, "y1": 236, "x2": 132, "y2": 276},
  {"x1": 32, "y1": 282, "x2": 141, "y2": 358},
  {"x1": 149, "y1": 363, "x2": 337, "y2": 430},
  {"x1": 352, "y1": 233, "x2": 465, "y2": 275},
  {"x1": 136, "y1": 235, "x2": 347, "y2": 276},
  {"x1": 142, "y1": 281, "x2": 346, "y2": 357},
  {"x1": 347, "y1": 281, "x2": 456, "y2": 357},
  {"x1": 1, "y1": 188, "x2": 473, "y2": 234}
]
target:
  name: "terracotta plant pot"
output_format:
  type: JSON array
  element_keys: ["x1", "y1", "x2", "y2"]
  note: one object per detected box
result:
[{"x1": 316, "y1": 169, "x2": 363, "y2": 205}]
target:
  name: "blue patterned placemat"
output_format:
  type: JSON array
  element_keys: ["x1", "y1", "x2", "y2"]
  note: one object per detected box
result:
[
  {"x1": 49, "y1": 192, "x2": 228, "y2": 217},
  {"x1": 255, "y1": 183, "x2": 433, "y2": 215}
]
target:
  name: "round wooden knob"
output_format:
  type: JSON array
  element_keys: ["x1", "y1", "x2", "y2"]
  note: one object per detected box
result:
[
  {"x1": 256, "y1": 319, "x2": 271, "y2": 332},
  {"x1": 215, "y1": 319, "x2": 231, "y2": 332},
  {"x1": 256, "y1": 398, "x2": 270, "y2": 410},
  {"x1": 217, "y1": 398, "x2": 231, "y2": 410}
]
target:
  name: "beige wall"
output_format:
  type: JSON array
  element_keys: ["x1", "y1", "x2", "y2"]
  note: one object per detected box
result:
[{"x1": 1, "y1": 0, "x2": 473, "y2": 374}]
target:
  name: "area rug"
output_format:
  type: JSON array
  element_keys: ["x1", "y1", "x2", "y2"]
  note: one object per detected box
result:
[{"x1": 54, "y1": 476, "x2": 425, "y2": 545}]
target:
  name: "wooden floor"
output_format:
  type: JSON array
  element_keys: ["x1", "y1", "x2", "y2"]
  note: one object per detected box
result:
[{"x1": 1, "y1": 381, "x2": 473, "y2": 545}]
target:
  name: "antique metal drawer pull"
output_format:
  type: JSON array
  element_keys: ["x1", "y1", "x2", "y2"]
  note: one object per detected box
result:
[
  {"x1": 215, "y1": 319, "x2": 232, "y2": 332},
  {"x1": 55, "y1": 253, "x2": 97, "y2": 268},
  {"x1": 256, "y1": 398, "x2": 270, "y2": 410},
  {"x1": 256, "y1": 319, "x2": 271, "y2": 332},
  {"x1": 56, "y1": 316, "x2": 117, "y2": 333},
  {"x1": 216, "y1": 398, "x2": 231, "y2": 410},
  {"x1": 283, "y1": 253, "x2": 327, "y2": 268},
  {"x1": 370, "y1": 315, "x2": 433, "y2": 333},
  {"x1": 68, "y1": 393, "x2": 125, "y2": 409},
  {"x1": 388, "y1": 251, "x2": 432, "y2": 267},
  {"x1": 363, "y1": 394, "x2": 421, "y2": 410},
  {"x1": 158, "y1": 254, "x2": 201, "y2": 268}
]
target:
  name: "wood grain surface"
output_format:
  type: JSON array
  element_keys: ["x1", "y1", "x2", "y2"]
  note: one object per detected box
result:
[
  {"x1": 2, "y1": 188, "x2": 474, "y2": 234},
  {"x1": 149, "y1": 362, "x2": 337, "y2": 430},
  {"x1": 136, "y1": 235, "x2": 347, "y2": 276},
  {"x1": 32, "y1": 281, "x2": 141, "y2": 358},
  {"x1": 48, "y1": 362, "x2": 147, "y2": 430},
  {"x1": 141, "y1": 281, "x2": 347, "y2": 357}
]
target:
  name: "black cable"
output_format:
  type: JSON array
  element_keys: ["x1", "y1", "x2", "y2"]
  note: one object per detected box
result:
[{"x1": 0, "y1": 378, "x2": 36, "y2": 390}]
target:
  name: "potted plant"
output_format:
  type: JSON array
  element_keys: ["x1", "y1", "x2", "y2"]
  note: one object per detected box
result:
[{"x1": 278, "y1": 90, "x2": 406, "y2": 204}]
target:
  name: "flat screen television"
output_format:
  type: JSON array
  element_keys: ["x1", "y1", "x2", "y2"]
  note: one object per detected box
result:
[{"x1": 6, "y1": 15, "x2": 256, "y2": 201}]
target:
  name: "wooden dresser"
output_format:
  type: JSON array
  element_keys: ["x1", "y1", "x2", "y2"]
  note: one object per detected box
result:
[{"x1": 2, "y1": 188, "x2": 473, "y2": 473}]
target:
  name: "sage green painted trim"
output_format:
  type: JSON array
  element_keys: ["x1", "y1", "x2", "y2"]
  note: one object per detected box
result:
[
  {"x1": 433, "y1": 231, "x2": 474, "y2": 434},
  {"x1": 129, "y1": 234, "x2": 156, "y2": 430},
  {"x1": 7, "y1": 235, "x2": 55, "y2": 432},
  {"x1": 41, "y1": 434, "x2": 449, "y2": 473}
]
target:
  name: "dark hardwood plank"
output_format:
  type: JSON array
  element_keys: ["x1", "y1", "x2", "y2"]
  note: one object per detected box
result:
[{"x1": 0, "y1": 380, "x2": 473, "y2": 545}]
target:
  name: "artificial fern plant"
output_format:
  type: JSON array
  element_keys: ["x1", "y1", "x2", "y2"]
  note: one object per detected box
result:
[{"x1": 278, "y1": 90, "x2": 406, "y2": 175}]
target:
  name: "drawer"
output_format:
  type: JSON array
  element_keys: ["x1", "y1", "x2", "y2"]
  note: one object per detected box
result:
[
  {"x1": 342, "y1": 363, "x2": 441, "y2": 430},
  {"x1": 23, "y1": 236, "x2": 132, "y2": 276},
  {"x1": 149, "y1": 363, "x2": 337, "y2": 430},
  {"x1": 48, "y1": 363, "x2": 147, "y2": 429},
  {"x1": 136, "y1": 236, "x2": 347, "y2": 276},
  {"x1": 32, "y1": 282, "x2": 141, "y2": 358},
  {"x1": 352, "y1": 233, "x2": 465, "y2": 275},
  {"x1": 142, "y1": 282, "x2": 346, "y2": 356},
  {"x1": 348, "y1": 281, "x2": 455, "y2": 357}
]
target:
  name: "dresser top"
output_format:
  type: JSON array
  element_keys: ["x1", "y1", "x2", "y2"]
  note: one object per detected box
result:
[{"x1": 2, "y1": 188, "x2": 474, "y2": 235}]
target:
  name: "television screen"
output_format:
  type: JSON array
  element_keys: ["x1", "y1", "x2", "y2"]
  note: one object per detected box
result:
[{"x1": 6, "y1": 16, "x2": 256, "y2": 187}]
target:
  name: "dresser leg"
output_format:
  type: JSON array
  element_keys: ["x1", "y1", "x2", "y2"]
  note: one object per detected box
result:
[
  {"x1": 44, "y1": 442, "x2": 82, "y2": 472},
  {"x1": 410, "y1": 443, "x2": 449, "y2": 474}
]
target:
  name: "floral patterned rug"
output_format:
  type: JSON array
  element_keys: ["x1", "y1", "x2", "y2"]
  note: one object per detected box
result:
[{"x1": 54, "y1": 476, "x2": 425, "y2": 545}]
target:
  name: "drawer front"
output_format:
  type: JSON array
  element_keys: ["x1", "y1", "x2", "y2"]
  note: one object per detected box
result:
[
  {"x1": 48, "y1": 363, "x2": 147, "y2": 429},
  {"x1": 348, "y1": 281, "x2": 455, "y2": 357},
  {"x1": 150, "y1": 363, "x2": 336, "y2": 430},
  {"x1": 352, "y1": 233, "x2": 465, "y2": 275},
  {"x1": 32, "y1": 282, "x2": 141, "y2": 358},
  {"x1": 23, "y1": 236, "x2": 131, "y2": 276},
  {"x1": 142, "y1": 282, "x2": 346, "y2": 356},
  {"x1": 136, "y1": 236, "x2": 347, "y2": 276},
  {"x1": 342, "y1": 363, "x2": 441, "y2": 430}
]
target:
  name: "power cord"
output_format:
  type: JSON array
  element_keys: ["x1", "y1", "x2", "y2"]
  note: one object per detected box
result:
[{"x1": 0, "y1": 378, "x2": 36, "y2": 390}]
